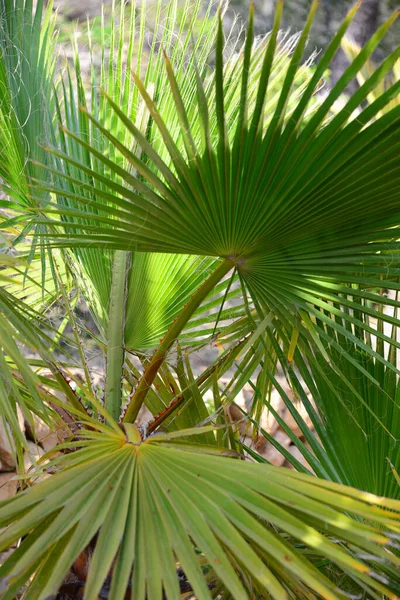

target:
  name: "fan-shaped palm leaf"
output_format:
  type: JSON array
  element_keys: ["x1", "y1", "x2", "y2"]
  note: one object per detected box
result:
[
  {"x1": 0, "y1": 421, "x2": 399, "y2": 600},
  {"x1": 38, "y1": 2, "x2": 400, "y2": 393},
  {"x1": 28, "y1": 0, "x2": 323, "y2": 354}
]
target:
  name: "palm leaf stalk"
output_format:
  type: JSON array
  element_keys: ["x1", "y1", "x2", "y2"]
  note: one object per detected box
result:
[{"x1": 105, "y1": 250, "x2": 131, "y2": 421}]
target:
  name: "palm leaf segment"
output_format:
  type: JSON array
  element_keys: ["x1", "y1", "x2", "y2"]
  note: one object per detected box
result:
[
  {"x1": 341, "y1": 35, "x2": 400, "y2": 114},
  {"x1": 306, "y1": 342, "x2": 400, "y2": 497},
  {"x1": 245, "y1": 305, "x2": 400, "y2": 497},
  {"x1": 1, "y1": 422, "x2": 399, "y2": 600},
  {"x1": 43, "y1": 1, "x2": 400, "y2": 367}
]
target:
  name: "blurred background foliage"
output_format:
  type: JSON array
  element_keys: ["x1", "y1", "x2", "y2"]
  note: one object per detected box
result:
[
  {"x1": 228, "y1": 0, "x2": 400, "y2": 83},
  {"x1": 53, "y1": 0, "x2": 400, "y2": 81}
]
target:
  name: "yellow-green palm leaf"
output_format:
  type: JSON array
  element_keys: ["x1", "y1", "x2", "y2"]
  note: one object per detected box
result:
[{"x1": 1, "y1": 422, "x2": 399, "y2": 600}]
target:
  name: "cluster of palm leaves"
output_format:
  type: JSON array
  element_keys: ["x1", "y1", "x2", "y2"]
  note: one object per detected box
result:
[{"x1": 0, "y1": 0, "x2": 400, "y2": 598}]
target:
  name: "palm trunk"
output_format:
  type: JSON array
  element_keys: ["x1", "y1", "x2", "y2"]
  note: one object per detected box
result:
[{"x1": 105, "y1": 250, "x2": 131, "y2": 421}]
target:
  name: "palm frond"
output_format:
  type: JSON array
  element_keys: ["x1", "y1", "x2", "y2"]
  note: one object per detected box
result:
[
  {"x1": 0, "y1": 254, "x2": 58, "y2": 455},
  {"x1": 17, "y1": 0, "x2": 323, "y2": 354},
  {"x1": 277, "y1": 298, "x2": 400, "y2": 498},
  {"x1": 0, "y1": 422, "x2": 399, "y2": 600},
  {"x1": 35, "y1": 3, "x2": 400, "y2": 381}
]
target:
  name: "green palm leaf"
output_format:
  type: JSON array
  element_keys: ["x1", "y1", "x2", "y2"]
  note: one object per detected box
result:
[
  {"x1": 17, "y1": 0, "x2": 323, "y2": 354},
  {"x1": 38, "y1": 2, "x2": 400, "y2": 381},
  {"x1": 0, "y1": 421, "x2": 399, "y2": 600},
  {"x1": 0, "y1": 254, "x2": 60, "y2": 454},
  {"x1": 265, "y1": 295, "x2": 400, "y2": 498}
]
